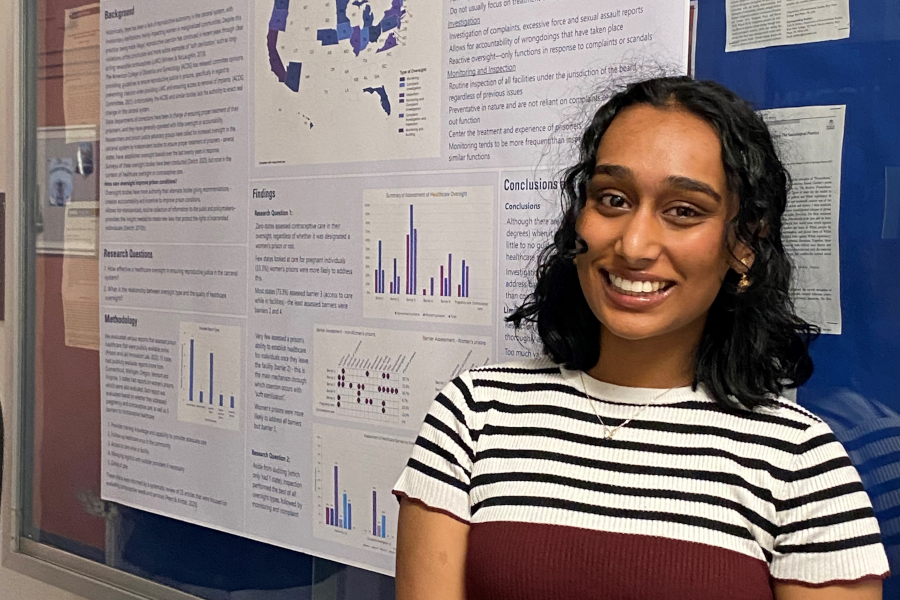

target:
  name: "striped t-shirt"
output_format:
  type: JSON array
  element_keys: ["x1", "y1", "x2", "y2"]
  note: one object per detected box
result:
[{"x1": 393, "y1": 359, "x2": 890, "y2": 600}]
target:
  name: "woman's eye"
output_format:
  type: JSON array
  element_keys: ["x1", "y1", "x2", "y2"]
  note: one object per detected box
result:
[
  {"x1": 668, "y1": 205, "x2": 701, "y2": 219},
  {"x1": 599, "y1": 193, "x2": 628, "y2": 209}
]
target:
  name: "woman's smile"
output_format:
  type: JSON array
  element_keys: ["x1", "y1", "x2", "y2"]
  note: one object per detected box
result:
[{"x1": 599, "y1": 269, "x2": 677, "y2": 310}]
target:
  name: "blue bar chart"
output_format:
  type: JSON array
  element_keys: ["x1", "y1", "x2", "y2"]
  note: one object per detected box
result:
[
  {"x1": 313, "y1": 424, "x2": 412, "y2": 554},
  {"x1": 363, "y1": 186, "x2": 493, "y2": 326},
  {"x1": 178, "y1": 322, "x2": 242, "y2": 430}
]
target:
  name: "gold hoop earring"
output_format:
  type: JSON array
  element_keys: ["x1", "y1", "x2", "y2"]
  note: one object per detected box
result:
[{"x1": 738, "y1": 258, "x2": 751, "y2": 292}]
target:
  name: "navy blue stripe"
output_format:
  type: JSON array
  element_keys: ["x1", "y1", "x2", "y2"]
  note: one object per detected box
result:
[
  {"x1": 472, "y1": 366, "x2": 561, "y2": 375},
  {"x1": 855, "y1": 449, "x2": 900, "y2": 476},
  {"x1": 864, "y1": 476, "x2": 900, "y2": 500},
  {"x1": 778, "y1": 482, "x2": 866, "y2": 511},
  {"x1": 472, "y1": 495, "x2": 755, "y2": 542},
  {"x1": 476, "y1": 447, "x2": 778, "y2": 506},
  {"x1": 434, "y1": 392, "x2": 469, "y2": 431},
  {"x1": 479, "y1": 423, "x2": 799, "y2": 481},
  {"x1": 774, "y1": 401, "x2": 823, "y2": 424},
  {"x1": 669, "y1": 401, "x2": 810, "y2": 430},
  {"x1": 471, "y1": 471, "x2": 778, "y2": 536},
  {"x1": 776, "y1": 533, "x2": 882, "y2": 554},
  {"x1": 875, "y1": 504, "x2": 900, "y2": 523},
  {"x1": 779, "y1": 507, "x2": 876, "y2": 535},
  {"x1": 415, "y1": 436, "x2": 471, "y2": 479},
  {"x1": 407, "y1": 458, "x2": 469, "y2": 493},
  {"x1": 452, "y1": 376, "x2": 477, "y2": 413},
  {"x1": 465, "y1": 396, "x2": 814, "y2": 455},
  {"x1": 843, "y1": 427, "x2": 900, "y2": 452},
  {"x1": 792, "y1": 456, "x2": 854, "y2": 481},
  {"x1": 424, "y1": 414, "x2": 475, "y2": 464}
]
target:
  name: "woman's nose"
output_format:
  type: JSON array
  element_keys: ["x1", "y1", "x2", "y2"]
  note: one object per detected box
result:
[{"x1": 615, "y1": 207, "x2": 663, "y2": 267}]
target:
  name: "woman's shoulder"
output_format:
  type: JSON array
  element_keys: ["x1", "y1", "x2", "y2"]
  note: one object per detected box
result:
[
  {"x1": 463, "y1": 356, "x2": 564, "y2": 384},
  {"x1": 750, "y1": 395, "x2": 829, "y2": 435},
  {"x1": 469, "y1": 356, "x2": 561, "y2": 374},
  {"x1": 727, "y1": 395, "x2": 841, "y2": 463},
  {"x1": 449, "y1": 356, "x2": 566, "y2": 400}
]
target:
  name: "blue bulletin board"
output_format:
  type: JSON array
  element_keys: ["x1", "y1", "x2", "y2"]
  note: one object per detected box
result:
[{"x1": 696, "y1": 1, "x2": 900, "y2": 593}]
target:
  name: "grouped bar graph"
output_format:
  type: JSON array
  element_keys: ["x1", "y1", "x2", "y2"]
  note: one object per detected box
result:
[
  {"x1": 313, "y1": 424, "x2": 412, "y2": 554},
  {"x1": 178, "y1": 322, "x2": 242, "y2": 430},
  {"x1": 372, "y1": 490, "x2": 388, "y2": 538},
  {"x1": 373, "y1": 206, "x2": 472, "y2": 298},
  {"x1": 314, "y1": 326, "x2": 492, "y2": 432},
  {"x1": 324, "y1": 466, "x2": 353, "y2": 530},
  {"x1": 363, "y1": 187, "x2": 493, "y2": 326}
]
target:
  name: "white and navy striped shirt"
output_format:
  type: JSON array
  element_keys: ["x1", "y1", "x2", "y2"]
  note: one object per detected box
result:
[{"x1": 394, "y1": 359, "x2": 890, "y2": 598}]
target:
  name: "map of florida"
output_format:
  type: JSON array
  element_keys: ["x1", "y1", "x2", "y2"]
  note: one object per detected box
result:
[
  {"x1": 363, "y1": 86, "x2": 391, "y2": 116},
  {"x1": 265, "y1": 0, "x2": 404, "y2": 116}
]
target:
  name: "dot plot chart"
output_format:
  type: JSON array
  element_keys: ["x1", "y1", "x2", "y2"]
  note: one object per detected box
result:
[{"x1": 313, "y1": 325, "x2": 492, "y2": 431}]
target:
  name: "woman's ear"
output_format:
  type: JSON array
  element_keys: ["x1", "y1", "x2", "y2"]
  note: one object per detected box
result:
[
  {"x1": 725, "y1": 226, "x2": 754, "y2": 274},
  {"x1": 732, "y1": 249, "x2": 754, "y2": 274},
  {"x1": 728, "y1": 239, "x2": 755, "y2": 291}
]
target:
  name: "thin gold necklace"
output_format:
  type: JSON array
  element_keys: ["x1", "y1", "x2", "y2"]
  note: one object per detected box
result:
[{"x1": 578, "y1": 371, "x2": 685, "y2": 440}]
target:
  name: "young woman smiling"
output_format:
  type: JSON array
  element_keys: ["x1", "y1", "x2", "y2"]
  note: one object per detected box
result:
[{"x1": 393, "y1": 77, "x2": 889, "y2": 600}]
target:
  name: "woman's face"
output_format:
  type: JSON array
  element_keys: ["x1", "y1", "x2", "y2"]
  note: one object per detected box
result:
[{"x1": 575, "y1": 104, "x2": 742, "y2": 342}]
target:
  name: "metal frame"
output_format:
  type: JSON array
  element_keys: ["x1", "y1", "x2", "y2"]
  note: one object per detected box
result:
[
  {"x1": 0, "y1": 2, "x2": 353, "y2": 598},
  {"x1": 0, "y1": 0, "x2": 201, "y2": 597}
]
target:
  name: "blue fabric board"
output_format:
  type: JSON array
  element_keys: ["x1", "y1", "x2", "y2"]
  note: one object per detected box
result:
[{"x1": 695, "y1": 0, "x2": 900, "y2": 587}]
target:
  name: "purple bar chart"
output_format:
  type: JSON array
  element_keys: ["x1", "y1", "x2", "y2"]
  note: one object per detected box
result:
[
  {"x1": 177, "y1": 321, "x2": 242, "y2": 430},
  {"x1": 373, "y1": 206, "x2": 471, "y2": 298},
  {"x1": 314, "y1": 424, "x2": 412, "y2": 554},
  {"x1": 324, "y1": 465, "x2": 353, "y2": 530},
  {"x1": 363, "y1": 187, "x2": 493, "y2": 326}
]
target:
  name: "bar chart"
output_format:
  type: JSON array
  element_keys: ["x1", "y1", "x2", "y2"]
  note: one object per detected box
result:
[
  {"x1": 313, "y1": 424, "x2": 412, "y2": 554},
  {"x1": 325, "y1": 465, "x2": 353, "y2": 530},
  {"x1": 372, "y1": 205, "x2": 473, "y2": 298},
  {"x1": 177, "y1": 322, "x2": 242, "y2": 430},
  {"x1": 363, "y1": 186, "x2": 494, "y2": 326},
  {"x1": 371, "y1": 490, "x2": 388, "y2": 539},
  {"x1": 313, "y1": 325, "x2": 493, "y2": 431}
]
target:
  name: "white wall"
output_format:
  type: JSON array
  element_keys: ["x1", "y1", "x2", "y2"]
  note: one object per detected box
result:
[
  {"x1": 0, "y1": 0, "x2": 87, "y2": 596},
  {"x1": 0, "y1": 568, "x2": 89, "y2": 600}
]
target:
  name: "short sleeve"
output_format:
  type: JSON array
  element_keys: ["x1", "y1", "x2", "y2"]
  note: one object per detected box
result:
[
  {"x1": 771, "y1": 421, "x2": 890, "y2": 585},
  {"x1": 392, "y1": 373, "x2": 478, "y2": 523}
]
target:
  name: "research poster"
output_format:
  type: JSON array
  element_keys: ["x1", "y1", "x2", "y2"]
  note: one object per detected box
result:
[{"x1": 99, "y1": 0, "x2": 690, "y2": 574}]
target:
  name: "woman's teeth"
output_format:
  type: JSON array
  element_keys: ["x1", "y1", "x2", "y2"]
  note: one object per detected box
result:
[{"x1": 609, "y1": 274, "x2": 666, "y2": 294}]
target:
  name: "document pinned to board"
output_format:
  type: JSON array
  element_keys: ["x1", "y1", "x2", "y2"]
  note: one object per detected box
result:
[
  {"x1": 725, "y1": 0, "x2": 850, "y2": 52},
  {"x1": 760, "y1": 105, "x2": 846, "y2": 335},
  {"x1": 63, "y1": 4, "x2": 101, "y2": 141}
]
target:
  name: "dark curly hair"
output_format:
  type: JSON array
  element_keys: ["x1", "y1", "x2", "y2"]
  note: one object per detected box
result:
[{"x1": 507, "y1": 76, "x2": 819, "y2": 411}]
